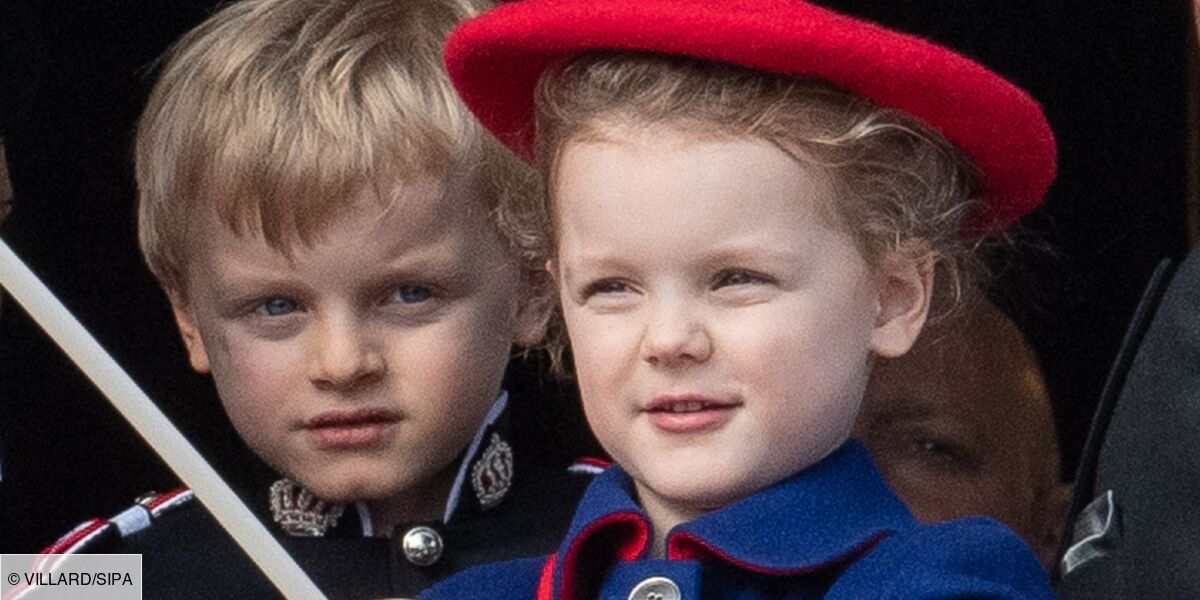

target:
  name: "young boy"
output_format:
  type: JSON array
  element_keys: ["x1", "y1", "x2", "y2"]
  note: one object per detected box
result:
[
  {"x1": 41, "y1": 0, "x2": 587, "y2": 596},
  {"x1": 424, "y1": 0, "x2": 1058, "y2": 597}
]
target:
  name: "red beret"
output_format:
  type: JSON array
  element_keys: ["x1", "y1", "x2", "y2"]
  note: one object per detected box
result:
[{"x1": 444, "y1": 0, "x2": 1057, "y2": 229}]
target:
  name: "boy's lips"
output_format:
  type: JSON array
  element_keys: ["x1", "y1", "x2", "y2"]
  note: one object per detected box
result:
[
  {"x1": 643, "y1": 393, "x2": 740, "y2": 434},
  {"x1": 304, "y1": 408, "x2": 401, "y2": 449}
]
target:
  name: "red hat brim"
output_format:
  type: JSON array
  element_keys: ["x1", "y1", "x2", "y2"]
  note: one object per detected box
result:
[{"x1": 444, "y1": 0, "x2": 1056, "y2": 229}]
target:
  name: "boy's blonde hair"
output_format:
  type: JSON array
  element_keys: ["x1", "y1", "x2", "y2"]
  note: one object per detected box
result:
[
  {"x1": 512, "y1": 52, "x2": 987, "y2": 371},
  {"x1": 137, "y1": 0, "x2": 536, "y2": 296}
]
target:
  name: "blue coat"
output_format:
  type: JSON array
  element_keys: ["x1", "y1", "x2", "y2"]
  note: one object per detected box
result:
[{"x1": 423, "y1": 441, "x2": 1053, "y2": 599}]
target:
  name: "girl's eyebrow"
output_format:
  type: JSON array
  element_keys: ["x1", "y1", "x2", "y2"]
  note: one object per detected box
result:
[
  {"x1": 559, "y1": 254, "x2": 640, "y2": 283},
  {"x1": 699, "y1": 245, "x2": 805, "y2": 265},
  {"x1": 557, "y1": 264, "x2": 590, "y2": 291}
]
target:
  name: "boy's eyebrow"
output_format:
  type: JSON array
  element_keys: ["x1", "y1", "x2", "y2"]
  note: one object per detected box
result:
[
  {"x1": 212, "y1": 255, "x2": 473, "y2": 294},
  {"x1": 369, "y1": 260, "x2": 473, "y2": 290},
  {"x1": 214, "y1": 275, "x2": 301, "y2": 296}
]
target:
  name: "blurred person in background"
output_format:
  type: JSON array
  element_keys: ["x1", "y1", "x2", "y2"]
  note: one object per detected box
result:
[{"x1": 855, "y1": 299, "x2": 1071, "y2": 569}]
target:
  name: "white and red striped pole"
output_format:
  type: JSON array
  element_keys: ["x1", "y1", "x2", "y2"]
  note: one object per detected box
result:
[{"x1": 0, "y1": 238, "x2": 326, "y2": 600}]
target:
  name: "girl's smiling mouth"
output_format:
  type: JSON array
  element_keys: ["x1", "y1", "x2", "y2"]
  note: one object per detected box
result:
[{"x1": 643, "y1": 394, "x2": 740, "y2": 434}]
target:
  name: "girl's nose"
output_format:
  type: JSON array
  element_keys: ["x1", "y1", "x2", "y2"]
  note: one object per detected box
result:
[{"x1": 639, "y1": 300, "x2": 712, "y2": 368}]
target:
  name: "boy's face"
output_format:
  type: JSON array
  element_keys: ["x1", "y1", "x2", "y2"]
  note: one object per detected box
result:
[
  {"x1": 170, "y1": 176, "x2": 539, "y2": 521},
  {"x1": 554, "y1": 128, "x2": 928, "y2": 528}
]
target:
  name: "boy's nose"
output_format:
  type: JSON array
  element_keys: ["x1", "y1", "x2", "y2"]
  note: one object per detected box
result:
[
  {"x1": 308, "y1": 317, "x2": 385, "y2": 391},
  {"x1": 639, "y1": 301, "x2": 712, "y2": 367}
]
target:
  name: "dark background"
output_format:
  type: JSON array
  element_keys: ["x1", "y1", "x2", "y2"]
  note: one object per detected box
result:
[{"x1": 0, "y1": 0, "x2": 1193, "y2": 552}]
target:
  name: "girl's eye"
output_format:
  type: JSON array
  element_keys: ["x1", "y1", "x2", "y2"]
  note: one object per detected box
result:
[
  {"x1": 389, "y1": 285, "x2": 433, "y2": 304},
  {"x1": 582, "y1": 279, "x2": 633, "y2": 298},
  {"x1": 256, "y1": 297, "x2": 298, "y2": 317},
  {"x1": 713, "y1": 269, "x2": 770, "y2": 289}
]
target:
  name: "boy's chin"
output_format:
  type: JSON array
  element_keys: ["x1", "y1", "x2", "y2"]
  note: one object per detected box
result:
[
  {"x1": 298, "y1": 477, "x2": 391, "y2": 504},
  {"x1": 281, "y1": 460, "x2": 458, "y2": 520},
  {"x1": 282, "y1": 466, "x2": 409, "y2": 504}
]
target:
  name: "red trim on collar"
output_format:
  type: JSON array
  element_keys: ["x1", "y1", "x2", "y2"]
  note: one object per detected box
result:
[
  {"x1": 536, "y1": 555, "x2": 557, "y2": 600},
  {"x1": 666, "y1": 530, "x2": 890, "y2": 575},
  {"x1": 557, "y1": 512, "x2": 649, "y2": 600}
]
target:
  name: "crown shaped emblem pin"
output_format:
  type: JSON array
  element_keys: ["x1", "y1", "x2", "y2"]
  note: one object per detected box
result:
[
  {"x1": 269, "y1": 479, "x2": 345, "y2": 537},
  {"x1": 471, "y1": 433, "x2": 514, "y2": 509}
]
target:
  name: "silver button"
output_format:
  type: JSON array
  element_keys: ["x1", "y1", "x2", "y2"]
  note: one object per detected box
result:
[
  {"x1": 628, "y1": 576, "x2": 681, "y2": 600},
  {"x1": 401, "y1": 526, "x2": 444, "y2": 567}
]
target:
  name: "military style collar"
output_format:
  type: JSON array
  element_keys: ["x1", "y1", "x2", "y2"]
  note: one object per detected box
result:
[
  {"x1": 44, "y1": 389, "x2": 596, "y2": 597},
  {"x1": 546, "y1": 440, "x2": 915, "y2": 600},
  {"x1": 270, "y1": 392, "x2": 516, "y2": 538}
]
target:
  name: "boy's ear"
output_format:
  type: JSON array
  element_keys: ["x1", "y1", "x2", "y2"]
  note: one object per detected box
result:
[
  {"x1": 511, "y1": 266, "x2": 555, "y2": 347},
  {"x1": 868, "y1": 244, "x2": 934, "y2": 358},
  {"x1": 167, "y1": 290, "x2": 212, "y2": 374}
]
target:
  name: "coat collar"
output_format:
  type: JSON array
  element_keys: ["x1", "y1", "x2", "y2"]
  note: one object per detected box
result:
[
  {"x1": 548, "y1": 440, "x2": 914, "y2": 599},
  {"x1": 270, "y1": 392, "x2": 516, "y2": 538}
]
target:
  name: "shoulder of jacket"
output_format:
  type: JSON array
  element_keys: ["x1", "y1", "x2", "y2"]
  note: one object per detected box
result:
[{"x1": 831, "y1": 518, "x2": 1052, "y2": 600}]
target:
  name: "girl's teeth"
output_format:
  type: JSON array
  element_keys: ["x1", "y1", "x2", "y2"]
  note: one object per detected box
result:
[{"x1": 670, "y1": 401, "x2": 703, "y2": 413}]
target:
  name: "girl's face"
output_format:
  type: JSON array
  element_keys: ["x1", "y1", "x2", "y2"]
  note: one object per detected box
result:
[{"x1": 553, "y1": 127, "x2": 927, "y2": 534}]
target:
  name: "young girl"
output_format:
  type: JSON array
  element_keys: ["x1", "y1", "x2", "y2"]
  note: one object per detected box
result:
[{"x1": 427, "y1": 0, "x2": 1057, "y2": 597}]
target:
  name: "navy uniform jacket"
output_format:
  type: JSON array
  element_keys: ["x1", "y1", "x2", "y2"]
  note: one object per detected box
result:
[
  {"x1": 424, "y1": 441, "x2": 1053, "y2": 600},
  {"x1": 42, "y1": 393, "x2": 591, "y2": 599}
]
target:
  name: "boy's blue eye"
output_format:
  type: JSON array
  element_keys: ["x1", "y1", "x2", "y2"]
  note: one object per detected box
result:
[
  {"x1": 389, "y1": 285, "x2": 433, "y2": 304},
  {"x1": 256, "y1": 297, "x2": 298, "y2": 317}
]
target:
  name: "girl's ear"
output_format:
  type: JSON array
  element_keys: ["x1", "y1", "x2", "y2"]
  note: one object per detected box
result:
[
  {"x1": 167, "y1": 290, "x2": 212, "y2": 373},
  {"x1": 868, "y1": 243, "x2": 935, "y2": 358},
  {"x1": 512, "y1": 265, "x2": 556, "y2": 347}
]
